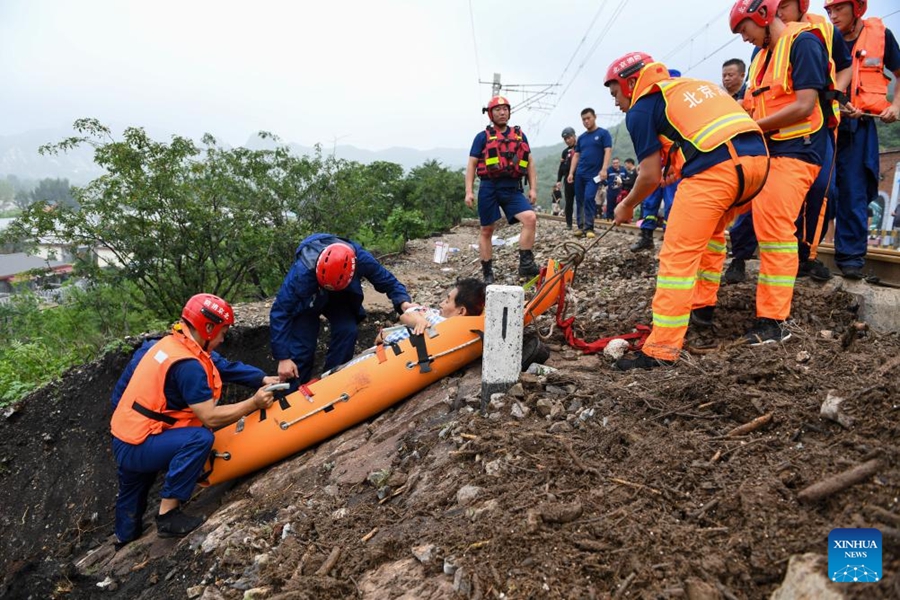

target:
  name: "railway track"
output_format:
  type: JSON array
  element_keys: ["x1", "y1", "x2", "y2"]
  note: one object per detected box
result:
[{"x1": 537, "y1": 214, "x2": 900, "y2": 288}]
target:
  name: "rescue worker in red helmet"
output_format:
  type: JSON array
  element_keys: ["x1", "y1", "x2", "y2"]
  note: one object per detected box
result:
[
  {"x1": 270, "y1": 233, "x2": 413, "y2": 386},
  {"x1": 110, "y1": 293, "x2": 279, "y2": 546},
  {"x1": 605, "y1": 52, "x2": 769, "y2": 369},
  {"x1": 465, "y1": 95, "x2": 540, "y2": 283},
  {"x1": 824, "y1": 0, "x2": 900, "y2": 278},
  {"x1": 731, "y1": 0, "x2": 835, "y2": 340},
  {"x1": 726, "y1": 0, "x2": 853, "y2": 283}
]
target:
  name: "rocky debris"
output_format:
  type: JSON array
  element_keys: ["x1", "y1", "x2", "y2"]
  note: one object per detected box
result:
[
  {"x1": 2, "y1": 218, "x2": 899, "y2": 599},
  {"x1": 770, "y1": 554, "x2": 844, "y2": 600}
]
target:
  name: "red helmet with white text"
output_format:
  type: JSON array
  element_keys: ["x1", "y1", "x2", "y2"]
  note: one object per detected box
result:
[
  {"x1": 604, "y1": 52, "x2": 655, "y2": 100},
  {"x1": 182, "y1": 293, "x2": 234, "y2": 342},
  {"x1": 316, "y1": 243, "x2": 357, "y2": 291},
  {"x1": 730, "y1": 0, "x2": 780, "y2": 32},
  {"x1": 823, "y1": 0, "x2": 866, "y2": 18}
]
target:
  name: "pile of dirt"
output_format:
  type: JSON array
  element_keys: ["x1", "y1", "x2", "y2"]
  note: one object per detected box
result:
[{"x1": 0, "y1": 218, "x2": 897, "y2": 599}]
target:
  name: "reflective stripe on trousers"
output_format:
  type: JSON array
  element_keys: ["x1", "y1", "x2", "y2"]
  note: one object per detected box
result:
[
  {"x1": 642, "y1": 156, "x2": 768, "y2": 362},
  {"x1": 753, "y1": 157, "x2": 820, "y2": 320}
]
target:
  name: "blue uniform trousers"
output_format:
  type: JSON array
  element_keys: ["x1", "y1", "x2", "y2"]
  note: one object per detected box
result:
[
  {"x1": 112, "y1": 427, "x2": 214, "y2": 543},
  {"x1": 640, "y1": 183, "x2": 677, "y2": 231},
  {"x1": 574, "y1": 173, "x2": 599, "y2": 231},
  {"x1": 833, "y1": 118, "x2": 879, "y2": 269},
  {"x1": 291, "y1": 293, "x2": 362, "y2": 386},
  {"x1": 796, "y1": 132, "x2": 835, "y2": 262}
]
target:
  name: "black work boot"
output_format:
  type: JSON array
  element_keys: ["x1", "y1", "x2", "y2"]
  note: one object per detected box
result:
[
  {"x1": 481, "y1": 260, "x2": 495, "y2": 285},
  {"x1": 518, "y1": 250, "x2": 540, "y2": 278},
  {"x1": 723, "y1": 258, "x2": 746, "y2": 284},
  {"x1": 629, "y1": 229, "x2": 654, "y2": 252},
  {"x1": 156, "y1": 508, "x2": 203, "y2": 538},
  {"x1": 689, "y1": 305, "x2": 715, "y2": 328}
]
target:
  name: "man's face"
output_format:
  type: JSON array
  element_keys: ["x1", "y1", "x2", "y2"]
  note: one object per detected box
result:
[
  {"x1": 736, "y1": 19, "x2": 768, "y2": 48},
  {"x1": 440, "y1": 288, "x2": 464, "y2": 318},
  {"x1": 608, "y1": 82, "x2": 631, "y2": 113},
  {"x1": 612, "y1": 159, "x2": 620, "y2": 169},
  {"x1": 624, "y1": 162, "x2": 635, "y2": 172},
  {"x1": 208, "y1": 324, "x2": 230, "y2": 352},
  {"x1": 722, "y1": 65, "x2": 745, "y2": 94},
  {"x1": 563, "y1": 134, "x2": 576, "y2": 147},
  {"x1": 777, "y1": 0, "x2": 802, "y2": 22},
  {"x1": 825, "y1": 2, "x2": 854, "y2": 34},
  {"x1": 581, "y1": 111, "x2": 596, "y2": 130},
  {"x1": 490, "y1": 105, "x2": 510, "y2": 127}
]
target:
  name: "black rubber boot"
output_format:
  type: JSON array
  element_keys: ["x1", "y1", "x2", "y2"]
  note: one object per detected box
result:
[
  {"x1": 518, "y1": 250, "x2": 540, "y2": 278},
  {"x1": 481, "y1": 260, "x2": 495, "y2": 285},
  {"x1": 629, "y1": 229, "x2": 654, "y2": 252},
  {"x1": 156, "y1": 508, "x2": 204, "y2": 538},
  {"x1": 723, "y1": 258, "x2": 746, "y2": 284}
]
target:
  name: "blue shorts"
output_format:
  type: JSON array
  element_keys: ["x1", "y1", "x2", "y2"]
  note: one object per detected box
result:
[{"x1": 477, "y1": 183, "x2": 533, "y2": 226}]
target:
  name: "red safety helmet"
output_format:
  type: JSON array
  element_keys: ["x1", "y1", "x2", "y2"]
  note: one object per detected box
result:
[
  {"x1": 182, "y1": 293, "x2": 234, "y2": 342},
  {"x1": 316, "y1": 243, "x2": 357, "y2": 291},
  {"x1": 798, "y1": 0, "x2": 809, "y2": 13},
  {"x1": 730, "y1": 0, "x2": 780, "y2": 32},
  {"x1": 604, "y1": 52, "x2": 655, "y2": 100},
  {"x1": 484, "y1": 95, "x2": 511, "y2": 115},
  {"x1": 823, "y1": 0, "x2": 866, "y2": 18}
]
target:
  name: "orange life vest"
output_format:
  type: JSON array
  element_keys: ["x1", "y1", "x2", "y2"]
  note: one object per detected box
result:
[
  {"x1": 744, "y1": 21, "x2": 837, "y2": 141},
  {"x1": 849, "y1": 17, "x2": 891, "y2": 114},
  {"x1": 110, "y1": 327, "x2": 222, "y2": 445},
  {"x1": 631, "y1": 62, "x2": 762, "y2": 181},
  {"x1": 475, "y1": 125, "x2": 530, "y2": 179}
]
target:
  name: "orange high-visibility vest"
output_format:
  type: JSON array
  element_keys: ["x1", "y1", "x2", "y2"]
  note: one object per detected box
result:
[
  {"x1": 631, "y1": 62, "x2": 762, "y2": 180},
  {"x1": 111, "y1": 328, "x2": 221, "y2": 445},
  {"x1": 744, "y1": 22, "x2": 836, "y2": 141},
  {"x1": 849, "y1": 17, "x2": 891, "y2": 114}
]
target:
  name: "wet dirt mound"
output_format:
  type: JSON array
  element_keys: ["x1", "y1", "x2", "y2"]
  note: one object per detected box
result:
[{"x1": 1, "y1": 219, "x2": 898, "y2": 599}]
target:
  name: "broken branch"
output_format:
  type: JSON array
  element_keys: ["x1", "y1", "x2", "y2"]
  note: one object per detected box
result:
[
  {"x1": 797, "y1": 459, "x2": 882, "y2": 503},
  {"x1": 725, "y1": 412, "x2": 773, "y2": 437}
]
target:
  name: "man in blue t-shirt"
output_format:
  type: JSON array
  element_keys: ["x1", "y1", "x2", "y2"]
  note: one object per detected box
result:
[
  {"x1": 566, "y1": 108, "x2": 612, "y2": 237},
  {"x1": 465, "y1": 96, "x2": 541, "y2": 282}
]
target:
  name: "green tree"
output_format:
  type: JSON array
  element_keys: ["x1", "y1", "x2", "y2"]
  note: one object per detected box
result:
[{"x1": 30, "y1": 178, "x2": 77, "y2": 208}]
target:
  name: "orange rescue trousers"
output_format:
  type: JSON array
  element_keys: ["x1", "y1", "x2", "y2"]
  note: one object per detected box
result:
[
  {"x1": 642, "y1": 156, "x2": 769, "y2": 362},
  {"x1": 753, "y1": 157, "x2": 820, "y2": 320}
]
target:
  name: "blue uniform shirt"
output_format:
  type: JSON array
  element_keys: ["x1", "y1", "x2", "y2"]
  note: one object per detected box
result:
[
  {"x1": 111, "y1": 338, "x2": 267, "y2": 412},
  {"x1": 574, "y1": 128, "x2": 612, "y2": 177},
  {"x1": 270, "y1": 233, "x2": 411, "y2": 361},
  {"x1": 626, "y1": 93, "x2": 767, "y2": 179}
]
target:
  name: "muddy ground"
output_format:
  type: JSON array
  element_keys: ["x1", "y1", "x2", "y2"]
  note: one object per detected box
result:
[{"x1": 0, "y1": 218, "x2": 897, "y2": 599}]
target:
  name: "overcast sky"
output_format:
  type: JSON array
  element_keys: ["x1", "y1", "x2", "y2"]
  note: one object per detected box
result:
[{"x1": 2, "y1": 0, "x2": 898, "y2": 150}]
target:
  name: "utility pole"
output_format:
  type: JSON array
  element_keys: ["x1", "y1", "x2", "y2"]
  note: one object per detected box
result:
[{"x1": 492, "y1": 73, "x2": 502, "y2": 97}]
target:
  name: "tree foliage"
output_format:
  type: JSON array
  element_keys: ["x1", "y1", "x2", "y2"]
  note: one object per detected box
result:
[{"x1": 3, "y1": 119, "x2": 471, "y2": 320}]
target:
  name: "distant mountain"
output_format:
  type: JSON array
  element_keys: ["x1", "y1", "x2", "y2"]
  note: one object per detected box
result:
[
  {"x1": 243, "y1": 134, "x2": 468, "y2": 170},
  {"x1": 0, "y1": 127, "x2": 104, "y2": 185},
  {"x1": 2, "y1": 127, "x2": 597, "y2": 185}
]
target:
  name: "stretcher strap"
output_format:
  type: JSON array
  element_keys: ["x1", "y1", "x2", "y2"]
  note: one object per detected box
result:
[
  {"x1": 408, "y1": 333, "x2": 433, "y2": 373},
  {"x1": 375, "y1": 343, "x2": 387, "y2": 364}
]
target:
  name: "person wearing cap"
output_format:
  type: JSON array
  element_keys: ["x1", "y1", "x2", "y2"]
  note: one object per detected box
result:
[
  {"x1": 465, "y1": 96, "x2": 541, "y2": 283},
  {"x1": 110, "y1": 293, "x2": 280, "y2": 546},
  {"x1": 605, "y1": 52, "x2": 769, "y2": 369},
  {"x1": 824, "y1": 0, "x2": 900, "y2": 279},
  {"x1": 270, "y1": 233, "x2": 413, "y2": 386},
  {"x1": 555, "y1": 127, "x2": 578, "y2": 230}
]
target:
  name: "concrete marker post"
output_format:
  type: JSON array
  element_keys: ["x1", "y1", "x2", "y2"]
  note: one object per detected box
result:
[{"x1": 481, "y1": 285, "x2": 524, "y2": 413}]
